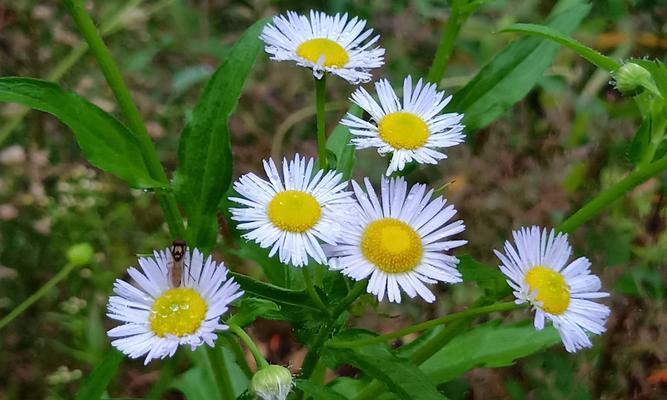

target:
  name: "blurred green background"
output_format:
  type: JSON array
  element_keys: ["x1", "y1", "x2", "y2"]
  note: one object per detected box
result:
[{"x1": 1, "y1": 0, "x2": 666, "y2": 399}]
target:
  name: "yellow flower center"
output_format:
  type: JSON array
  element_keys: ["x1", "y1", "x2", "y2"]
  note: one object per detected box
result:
[
  {"x1": 524, "y1": 266, "x2": 571, "y2": 315},
  {"x1": 150, "y1": 288, "x2": 207, "y2": 337},
  {"x1": 378, "y1": 112, "x2": 430, "y2": 150},
  {"x1": 361, "y1": 218, "x2": 423, "y2": 273},
  {"x1": 268, "y1": 190, "x2": 322, "y2": 233},
  {"x1": 296, "y1": 38, "x2": 350, "y2": 68}
]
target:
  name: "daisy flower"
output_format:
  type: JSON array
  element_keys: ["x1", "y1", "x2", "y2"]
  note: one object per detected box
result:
[
  {"x1": 494, "y1": 226, "x2": 611, "y2": 352},
  {"x1": 107, "y1": 248, "x2": 243, "y2": 364},
  {"x1": 326, "y1": 177, "x2": 467, "y2": 303},
  {"x1": 341, "y1": 76, "x2": 465, "y2": 175},
  {"x1": 229, "y1": 154, "x2": 353, "y2": 267},
  {"x1": 260, "y1": 10, "x2": 385, "y2": 84}
]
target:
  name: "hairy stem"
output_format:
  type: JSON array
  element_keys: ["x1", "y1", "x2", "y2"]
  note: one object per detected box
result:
[
  {"x1": 302, "y1": 267, "x2": 329, "y2": 314},
  {"x1": 315, "y1": 75, "x2": 328, "y2": 169},
  {"x1": 558, "y1": 151, "x2": 667, "y2": 233},
  {"x1": 229, "y1": 323, "x2": 270, "y2": 370}
]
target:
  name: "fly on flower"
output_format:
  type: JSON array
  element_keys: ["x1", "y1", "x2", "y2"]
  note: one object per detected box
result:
[
  {"x1": 341, "y1": 76, "x2": 465, "y2": 175},
  {"x1": 326, "y1": 177, "x2": 467, "y2": 303},
  {"x1": 168, "y1": 239, "x2": 186, "y2": 288},
  {"x1": 494, "y1": 226, "x2": 611, "y2": 352},
  {"x1": 106, "y1": 248, "x2": 243, "y2": 364},
  {"x1": 260, "y1": 10, "x2": 385, "y2": 84}
]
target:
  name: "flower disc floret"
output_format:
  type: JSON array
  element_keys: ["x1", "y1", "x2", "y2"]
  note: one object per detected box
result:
[
  {"x1": 378, "y1": 112, "x2": 429, "y2": 150},
  {"x1": 296, "y1": 38, "x2": 349, "y2": 68},
  {"x1": 268, "y1": 190, "x2": 322, "y2": 233},
  {"x1": 361, "y1": 218, "x2": 423, "y2": 273},
  {"x1": 150, "y1": 288, "x2": 207, "y2": 337},
  {"x1": 524, "y1": 266, "x2": 570, "y2": 315}
]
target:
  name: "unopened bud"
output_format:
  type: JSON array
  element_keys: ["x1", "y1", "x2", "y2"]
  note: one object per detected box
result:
[
  {"x1": 250, "y1": 365, "x2": 293, "y2": 400},
  {"x1": 614, "y1": 62, "x2": 653, "y2": 96},
  {"x1": 66, "y1": 243, "x2": 94, "y2": 267}
]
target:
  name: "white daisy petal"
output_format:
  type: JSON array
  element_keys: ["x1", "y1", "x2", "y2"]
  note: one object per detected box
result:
[
  {"x1": 342, "y1": 75, "x2": 465, "y2": 175},
  {"x1": 106, "y1": 247, "x2": 243, "y2": 364},
  {"x1": 325, "y1": 176, "x2": 465, "y2": 303},
  {"x1": 495, "y1": 226, "x2": 611, "y2": 353},
  {"x1": 260, "y1": 11, "x2": 384, "y2": 84},
  {"x1": 230, "y1": 154, "x2": 354, "y2": 267}
]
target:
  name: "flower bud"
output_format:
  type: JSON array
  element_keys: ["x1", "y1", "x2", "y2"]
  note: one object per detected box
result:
[
  {"x1": 613, "y1": 62, "x2": 653, "y2": 96},
  {"x1": 66, "y1": 243, "x2": 94, "y2": 267},
  {"x1": 250, "y1": 365, "x2": 293, "y2": 400}
]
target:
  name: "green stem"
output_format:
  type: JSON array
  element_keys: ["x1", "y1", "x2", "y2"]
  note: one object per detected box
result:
[
  {"x1": 327, "y1": 301, "x2": 519, "y2": 349},
  {"x1": 229, "y1": 323, "x2": 270, "y2": 370},
  {"x1": 0, "y1": 262, "x2": 80, "y2": 331},
  {"x1": 302, "y1": 268, "x2": 329, "y2": 314},
  {"x1": 558, "y1": 152, "x2": 667, "y2": 233},
  {"x1": 62, "y1": 0, "x2": 186, "y2": 238},
  {"x1": 204, "y1": 346, "x2": 236, "y2": 400},
  {"x1": 315, "y1": 75, "x2": 328, "y2": 169},
  {"x1": 296, "y1": 280, "x2": 367, "y2": 400},
  {"x1": 638, "y1": 117, "x2": 667, "y2": 169},
  {"x1": 426, "y1": 1, "x2": 466, "y2": 84}
]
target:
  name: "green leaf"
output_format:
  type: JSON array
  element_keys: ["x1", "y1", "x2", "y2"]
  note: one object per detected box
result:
[
  {"x1": 323, "y1": 330, "x2": 446, "y2": 400},
  {"x1": 326, "y1": 105, "x2": 361, "y2": 180},
  {"x1": 420, "y1": 321, "x2": 561, "y2": 384},
  {"x1": 75, "y1": 350, "x2": 124, "y2": 400},
  {"x1": 173, "y1": 19, "x2": 267, "y2": 249},
  {"x1": 233, "y1": 241, "x2": 304, "y2": 290},
  {"x1": 447, "y1": 0, "x2": 591, "y2": 133},
  {"x1": 458, "y1": 255, "x2": 511, "y2": 298},
  {"x1": 0, "y1": 78, "x2": 164, "y2": 189},
  {"x1": 501, "y1": 23, "x2": 620, "y2": 72},
  {"x1": 295, "y1": 380, "x2": 349, "y2": 400},
  {"x1": 227, "y1": 297, "x2": 282, "y2": 327},
  {"x1": 229, "y1": 272, "x2": 317, "y2": 310}
]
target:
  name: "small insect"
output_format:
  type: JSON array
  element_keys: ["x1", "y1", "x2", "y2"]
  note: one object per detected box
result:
[{"x1": 169, "y1": 239, "x2": 187, "y2": 288}]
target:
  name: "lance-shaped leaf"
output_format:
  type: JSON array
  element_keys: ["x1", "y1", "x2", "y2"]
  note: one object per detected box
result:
[
  {"x1": 447, "y1": 0, "x2": 591, "y2": 133},
  {"x1": 0, "y1": 78, "x2": 164, "y2": 188},
  {"x1": 75, "y1": 350, "x2": 124, "y2": 400},
  {"x1": 323, "y1": 330, "x2": 446, "y2": 400},
  {"x1": 173, "y1": 20, "x2": 266, "y2": 249},
  {"x1": 421, "y1": 321, "x2": 561, "y2": 384}
]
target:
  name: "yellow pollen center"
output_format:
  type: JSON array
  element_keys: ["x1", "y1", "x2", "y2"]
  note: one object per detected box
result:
[
  {"x1": 268, "y1": 190, "x2": 322, "y2": 232},
  {"x1": 150, "y1": 288, "x2": 207, "y2": 337},
  {"x1": 378, "y1": 112, "x2": 430, "y2": 150},
  {"x1": 361, "y1": 218, "x2": 423, "y2": 273},
  {"x1": 296, "y1": 38, "x2": 350, "y2": 67},
  {"x1": 524, "y1": 266, "x2": 570, "y2": 315}
]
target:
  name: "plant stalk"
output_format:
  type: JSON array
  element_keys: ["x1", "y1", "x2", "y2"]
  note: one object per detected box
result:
[
  {"x1": 327, "y1": 301, "x2": 519, "y2": 349},
  {"x1": 229, "y1": 323, "x2": 270, "y2": 370},
  {"x1": 0, "y1": 262, "x2": 81, "y2": 331},
  {"x1": 302, "y1": 268, "x2": 329, "y2": 314},
  {"x1": 427, "y1": 1, "x2": 466, "y2": 84},
  {"x1": 204, "y1": 346, "x2": 237, "y2": 400},
  {"x1": 62, "y1": 0, "x2": 186, "y2": 238},
  {"x1": 315, "y1": 75, "x2": 328, "y2": 169}
]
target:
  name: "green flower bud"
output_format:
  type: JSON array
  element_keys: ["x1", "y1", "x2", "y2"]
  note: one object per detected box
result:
[
  {"x1": 66, "y1": 243, "x2": 94, "y2": 267},
  {"x1": 250, "y1": 365, "x2": 293, "y2": 400},
  {"x1": 614, "y1": 62, "x2": 653, "y2": 96}
]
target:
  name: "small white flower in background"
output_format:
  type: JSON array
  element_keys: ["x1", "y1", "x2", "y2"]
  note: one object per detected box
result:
[
  {"x1": 341, "y1": 76, "x2": 465, "y2": 176},
  {"x1": 107, "y1": 248, "x2": 243, "y2": 364},
  {"x1": 494, "y1": 226, "x2": 611, "y2": 352},
  {"x1": 260, "y1": 10, "x2": 385, "y2": 84},
  {"x1": 230, "y1": 154, "x2": 354, "y2": 267},
  {"x1": 326, "y1": 177, "x2": 467, "y2": 303},
  {"x1": 250, "y1": 365, "x2": 294, "y2": 400}
]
